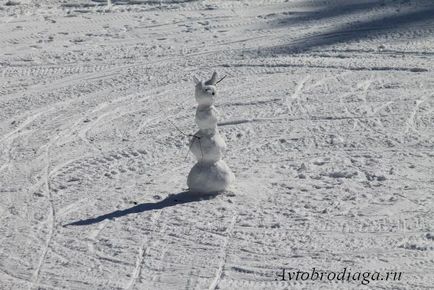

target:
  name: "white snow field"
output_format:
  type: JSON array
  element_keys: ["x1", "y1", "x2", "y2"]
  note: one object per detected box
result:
[{"x1": 0, "y1": 0, "x2": 433, "y2": 289}]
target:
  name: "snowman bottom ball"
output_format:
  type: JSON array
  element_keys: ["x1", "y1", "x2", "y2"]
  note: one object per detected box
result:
[{"x1": 187, "y1": 160, "x2": 234, "y2": 194}]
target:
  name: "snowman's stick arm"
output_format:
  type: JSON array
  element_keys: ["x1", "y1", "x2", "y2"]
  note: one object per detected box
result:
[{"x1": 167, "y1": 119, "x2": 200, "y2": 140}]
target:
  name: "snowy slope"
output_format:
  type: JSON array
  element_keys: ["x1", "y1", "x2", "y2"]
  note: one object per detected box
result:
[{"x1": 0, "y1": 0, "x2": 433, "y2": 289}]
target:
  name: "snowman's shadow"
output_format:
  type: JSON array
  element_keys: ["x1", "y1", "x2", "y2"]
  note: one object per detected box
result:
[{"x1": 64, "y1": 191, "x2": 219, "y2": 227}]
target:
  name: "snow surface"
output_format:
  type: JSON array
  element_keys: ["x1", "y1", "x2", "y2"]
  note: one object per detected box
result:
[{"x1": 0, "y1": 0, "x2": 433, "y2": 289}]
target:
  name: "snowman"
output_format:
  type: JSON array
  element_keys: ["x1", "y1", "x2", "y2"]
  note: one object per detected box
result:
[{"x1": 187, "y1": 72, "x2": 235, "y2": 193}]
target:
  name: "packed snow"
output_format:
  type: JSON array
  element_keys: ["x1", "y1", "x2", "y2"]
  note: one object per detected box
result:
[{"x1": 0, "y1": 0, "x2": 433, "y2": 289}]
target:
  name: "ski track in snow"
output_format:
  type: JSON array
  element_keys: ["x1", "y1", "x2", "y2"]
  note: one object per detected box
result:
[
  {"x1": 1, "y1": 0, "x2": 434, "y2": 289},
  {"x1": 124, "y1": 210, "x2": 163, "y2": 290},
  {"x1": 208, "y1": 214, "x2": 238, "y2": 290}
]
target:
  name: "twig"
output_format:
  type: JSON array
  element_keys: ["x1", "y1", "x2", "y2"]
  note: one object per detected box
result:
[
  {"x1": 167, "y1": 119, "x2": 189, "y2": 136},
  {"x1": 167, "y1": 119, "x2": 203, "y2": 161},
  {"x1": 167, "y1": 119, "x2": 200, "y2": 139},
  {"x1": 215, "y1": 75, "x2": 227, "y2": 85},
  {"x1": 184, "y1": 134, "x2": 203, "y2": 162},
  {"x1": 185, "y1": 141, "x2": 194, "y2": 161}
]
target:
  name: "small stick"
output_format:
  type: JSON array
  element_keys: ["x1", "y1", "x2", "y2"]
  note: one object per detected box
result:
[
  {"x1": 215, "y1": 75, "x2": 227, "y2": 85},
  {"x1": 184, "y1": 141, "x2": 193, "y2": 161},
  {"x1": 184, "y1": 133, "x2": 203, "y2": 161},
  {"x1": 167, "y1": 119, "x2": 200, "y2": 140},
  {"x1": 167, "y1": 119, "x2": 202, "y2": 161}
]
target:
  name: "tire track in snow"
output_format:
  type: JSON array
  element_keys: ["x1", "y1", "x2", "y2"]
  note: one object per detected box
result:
[
  {"x1": 0, "y1": 64, "x2": 113, "y2": 79},
  {"x1": 0, "y1": 13, "x2": 133, "y2": 46}
]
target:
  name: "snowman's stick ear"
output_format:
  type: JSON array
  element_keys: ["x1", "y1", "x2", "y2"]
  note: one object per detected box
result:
[
  {"x1": 205, "y1": 71, "x2": 218, "y2": 85},
  {"x1": 193, "y1": 75, "x2": 200, "y2": 85}
]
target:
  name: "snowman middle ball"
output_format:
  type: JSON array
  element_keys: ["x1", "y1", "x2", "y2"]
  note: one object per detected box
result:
[{"x1": 190, "y1": 129, "x2": 226, "y2": 162}]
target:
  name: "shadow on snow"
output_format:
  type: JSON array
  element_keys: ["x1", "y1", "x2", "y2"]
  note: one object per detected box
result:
[
  {"x1": 64, "y1": 191, "x2": 218, "y2": 226},
  {"x1": 253, "y1": 1, "x2": 434, "y2": 54}
]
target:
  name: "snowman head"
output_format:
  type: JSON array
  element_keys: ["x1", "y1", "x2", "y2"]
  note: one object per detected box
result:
[{"x1": 193, "y1": 72, "x2": 218, "y2": 106}]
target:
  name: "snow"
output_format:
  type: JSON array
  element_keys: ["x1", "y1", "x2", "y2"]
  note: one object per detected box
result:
[{"x1": 0, "y1": 0, "x2": 433, "y2": 289}]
